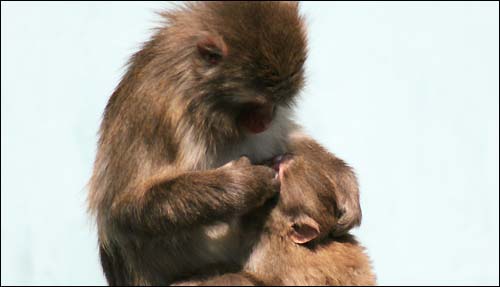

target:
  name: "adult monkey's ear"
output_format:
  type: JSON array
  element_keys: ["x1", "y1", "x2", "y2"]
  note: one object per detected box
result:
[
  {"x1": 289, "y1": 215, "x2": 320, "y2": 244},
  {"x1": 197, "y1": 34, "x2": 228, "y2": 65}
]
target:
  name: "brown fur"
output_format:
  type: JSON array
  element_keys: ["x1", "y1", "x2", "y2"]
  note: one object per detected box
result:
[
  {"x1": 180, "y1": 234, "x2": 375, "y2": 286},
  {"x1": 88, "y1": 2, "x2": 373, "y2": 285},
  {"x1": 251, "y1": 145, "x2": 376, "y2": 285},
  {"x1": 174, "y1": 140, "x2": 376, "y2": 286}
]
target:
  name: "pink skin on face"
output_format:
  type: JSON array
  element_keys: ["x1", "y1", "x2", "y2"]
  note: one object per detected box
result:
[
  {"x1": 238, "y1": 103, "x2": 274, "y2": 134},
  {"x1": 270, "y1": 154, "x2": 294, "y2": 180}
]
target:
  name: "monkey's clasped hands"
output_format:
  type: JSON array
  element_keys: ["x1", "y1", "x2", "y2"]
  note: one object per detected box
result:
[{"x1": 218, "y1": 156, "x2": 280, "y2": 214}]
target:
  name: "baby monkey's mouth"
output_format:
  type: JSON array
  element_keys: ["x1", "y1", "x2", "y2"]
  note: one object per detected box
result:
[{"x1": 237, "y1": 102, "x2": 275, "y2": 134}]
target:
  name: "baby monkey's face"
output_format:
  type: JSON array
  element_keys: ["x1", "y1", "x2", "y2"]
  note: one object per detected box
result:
[{"x1": 266, "y1": 154, "x2": 322, "y2": 245}]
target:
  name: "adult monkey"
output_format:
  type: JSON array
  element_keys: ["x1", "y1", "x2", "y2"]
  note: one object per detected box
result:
[{"x1": 89, "y1": 2, "x2": 363, "y2": 285}]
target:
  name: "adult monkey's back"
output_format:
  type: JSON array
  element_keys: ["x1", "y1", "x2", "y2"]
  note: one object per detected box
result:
[{"x1": 88, "y1": 2, "x2": 361, "y2": 285}]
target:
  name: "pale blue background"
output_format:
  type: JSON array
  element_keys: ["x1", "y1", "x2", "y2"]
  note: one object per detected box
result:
[{"x1": 1, "y1": 1, "x2": 499, "y2": 285}]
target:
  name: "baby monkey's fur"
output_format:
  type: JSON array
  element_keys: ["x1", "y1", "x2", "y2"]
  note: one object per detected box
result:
[{"x1": 88, "y1": 1, "x2": 375, "y2": 285}]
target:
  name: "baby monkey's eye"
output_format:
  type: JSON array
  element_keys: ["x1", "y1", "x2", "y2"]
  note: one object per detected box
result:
[{"x1": 197, "y1": 35, "x2": 227, "y2": 66}]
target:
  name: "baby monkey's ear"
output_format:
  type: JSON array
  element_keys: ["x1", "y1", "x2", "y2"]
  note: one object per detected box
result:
[
  {"x1": 289, "y1": 214, "x2": 320, "y2": 244},
  {"x1": 196, "y1": 34, "x2": 228, "y2": 65}
]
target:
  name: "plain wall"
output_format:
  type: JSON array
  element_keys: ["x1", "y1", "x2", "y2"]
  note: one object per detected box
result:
[{"x1": 1, "y1": 1, "x2": 498, "y2": 285}]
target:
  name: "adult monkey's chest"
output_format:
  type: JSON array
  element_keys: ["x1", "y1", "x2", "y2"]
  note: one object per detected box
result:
[
  {"x1": 199, "y1": 111, "x2": 295, "y2": 260},
  {"x1": 211, "y1": 108, "x2": 294, "y2": 168}
]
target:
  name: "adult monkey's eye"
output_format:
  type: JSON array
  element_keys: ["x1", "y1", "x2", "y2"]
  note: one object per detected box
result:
[
  {"x1": 197, "y1": 35, "x2": 227, "y2": 65},
  {"x1": 202, "y1": 49, "x2": 222, "y2": 65}
]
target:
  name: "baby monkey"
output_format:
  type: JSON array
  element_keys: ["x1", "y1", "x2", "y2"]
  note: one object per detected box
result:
[
  {"x1": 175, "y1": 151, "x2": 375, "y2": 286},
  {"x1": 88, "y1": 1, "x2": 374, "y2": 286}
]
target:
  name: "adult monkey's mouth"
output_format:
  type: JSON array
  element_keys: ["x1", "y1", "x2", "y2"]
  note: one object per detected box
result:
[{"x1": 237, "y1": 102, "x2": 275, "y2": 134}]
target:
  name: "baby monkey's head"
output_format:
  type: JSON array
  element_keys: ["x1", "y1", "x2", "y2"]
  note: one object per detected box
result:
[{"x1": 157, "y1": 1, "x2": 307, "y2": 140}]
